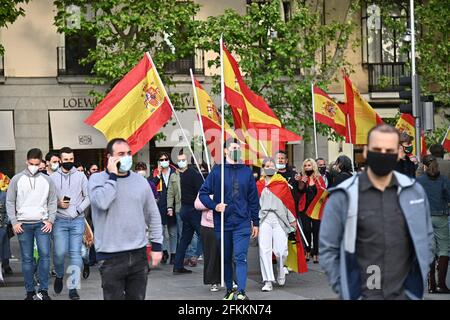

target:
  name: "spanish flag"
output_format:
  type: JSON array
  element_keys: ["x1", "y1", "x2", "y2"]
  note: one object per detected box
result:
[
  {"x1": 85, "y1": 53, "x2": 173, "y2": 154},
  {"x1": 313, "y1": 86, "x2": 347, "y2": 137},
  {"x1": 192, "y1": 76, "x2": 263, "y2": 166},
  {"x1": 306, "y1": 187, "x2": 329, "y2": 220},
  {"x1": 343, "y1": 74, "x2": 383, "y2": 145},
  {"x1": 256, "y1": 174, "x2": 308, "y2": 273},
  {"x1": 395, "y1": 113, "x2": 428, "y2": 157},
  {"x1": 0, "y1": 172, "x2": 10, "y2": 192},
  {"x1": 222, "y1": 42, "x2": 301, "y2": 156},
  {"x1": 443, "y1": 126, "x2": 450, "y2": 152}
]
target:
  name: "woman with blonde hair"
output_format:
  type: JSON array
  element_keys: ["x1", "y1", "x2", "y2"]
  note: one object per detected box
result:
[{"x1": 295, "y1": 158, "x2": 326, "y2": 263}]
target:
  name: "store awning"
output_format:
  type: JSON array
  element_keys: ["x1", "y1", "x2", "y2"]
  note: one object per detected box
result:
[
  {"x1": 156, "y1": 109, "x2": 201, "y2": 147},
  {"x1": 0, "y1": 111, "x2": 16, "y2": 150},
  {"x1": 49, "y1": 110, "x2": 107, "y2": 149}
]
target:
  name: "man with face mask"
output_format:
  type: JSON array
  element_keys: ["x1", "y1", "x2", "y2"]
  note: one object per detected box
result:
[
  {"x1": 88, "y1": 138, "x2": 163, "y2": 300},
  {"x1": 50, "y1": 147, "x2": 90, "y2": 300},
  {"x1": 6, "y1": 148, "x2": 57, "y2": 300},
  {"x1": 199, "y1": 138, "x2": 259, "y2": 300},
  {"x1": 316, "y1": 157, "x2": 332, "y2": 188},
  {"x1": 395, "y1": 132, "x2": 417, "y2": 178},
  {"x1": 44, "y1": 151, "x2": 60, "y2": 176},
  {"x1": 320, "y1": 125, "x2": 434, "y2": 300}
]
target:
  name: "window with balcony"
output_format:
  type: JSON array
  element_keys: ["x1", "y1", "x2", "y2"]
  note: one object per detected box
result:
[
  {"x1": 165, "y1": 49, "x2": 204, "y2": 75},
  {"x1": 361, "y1": 3, "x2": 410, "y2": 92},
  {"x1": 58, "y1": 32, "x2": 96, "y2": 76}
]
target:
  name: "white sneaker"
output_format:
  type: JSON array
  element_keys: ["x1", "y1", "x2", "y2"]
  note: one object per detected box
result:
[
  {"x1": 277, "y1": 276, "x2": 286, "y2": 286},
  {"x1": 210, "y1": 284, "x2": 219, "y2": 292},
  {"x1": 283, "y1": 267, "x2": 289, "y2": 275},
  {"x1": 262, "y1": 281, "x2": 273, "y2": 292}
]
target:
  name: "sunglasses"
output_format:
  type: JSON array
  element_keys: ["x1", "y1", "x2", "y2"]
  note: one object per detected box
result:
[{"x1": 159, "y1": 158, "x2": 168, "y2": 161}]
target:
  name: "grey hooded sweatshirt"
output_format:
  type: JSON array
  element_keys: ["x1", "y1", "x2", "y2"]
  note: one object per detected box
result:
[{"x1": 50, "y1": 166, "x2": 90, "y2": 219}]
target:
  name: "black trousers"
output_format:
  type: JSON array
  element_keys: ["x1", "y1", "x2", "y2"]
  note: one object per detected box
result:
[
  {"x1": 98, "y1": 247, "x2": 148, "y2": 300},
  {"x1": 299, "y1": 213, "x2": 321, "y2": 256},
  {"x1": 201, "y1": 226, "x2": 221, "y2": 285}
]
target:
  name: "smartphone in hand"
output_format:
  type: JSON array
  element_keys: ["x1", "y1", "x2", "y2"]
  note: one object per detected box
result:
[{"x1": 63, "y1": 196, "x2": 71, "y2": 202}]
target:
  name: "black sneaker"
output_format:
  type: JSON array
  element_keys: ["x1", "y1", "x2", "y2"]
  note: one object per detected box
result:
[
  {"x1": 50, "y1": 269, "x2": 57, "y2": 277},
  {"x1": 24, "y1": 291, "x2": 36, "y2": 300},
  {"x1": 161, "y1": 250, "x2": 169, "y2": 264},
  {"x1": 234, "y1": 291, "x2": 250, "y2": 300},
  {"x1": 69, "y1": 289, "x2": 80, "y2": 300},
  {"x1": 223, "y1": 290, "x2": 235, "y2": 300},
  {"x1": 83, "y1": 264, "x2": 90, "y2": 279},
  {"x1": 3, "y1": 266, "x2": 13, "y2": 275},
  {"x1": 169, "y1": 253, "x2": 176, "y2": 265},
  {"x1": 173, "y1": 267, "x2": 193, "y2": 274},
  {"x1": 38, "y1": 290, "x2": 52, "y2": 300},
  {"x1": 54, "y1": 277, "x2": 63, "y2": 294}
]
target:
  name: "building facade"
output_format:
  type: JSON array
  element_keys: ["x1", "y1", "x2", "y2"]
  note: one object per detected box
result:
[{"x1": 0, "y1": 0, "x2": 442, "y2": 176}]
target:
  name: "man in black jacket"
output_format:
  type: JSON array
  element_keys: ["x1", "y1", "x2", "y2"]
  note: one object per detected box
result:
[{"x1": 396, "y1": 132, "x2": 417, "y2": 178}]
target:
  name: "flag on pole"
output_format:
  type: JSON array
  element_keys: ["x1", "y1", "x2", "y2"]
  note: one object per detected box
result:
[
  {"x1": 222, "y1": 43, "x2": 301, "y2": 156},
  {"x1": 343, "y1": 74, "x2": 383, "y2": 144},
  {"x1": 192, "y1": 76, "x2": 263, "y2": 166},
  {"x1": 313, "y1": 86, "x2": 347, "y2": 137},
  {"x1": 395, "y1": 113, "x2": 428, "y2": 157},
  {"x1": 443, "y1": 126, "x2": 450, "y2": 152},
  {"x1": 84, "y1": 53, "x2": 173, "y2": 154},
  {"x1": 256, "y1": 174, "x2": 308, "y2": 273}
]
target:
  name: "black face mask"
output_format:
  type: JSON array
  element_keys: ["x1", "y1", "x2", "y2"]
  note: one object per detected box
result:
[
  {"x1": 366, "y1": 151, "x2": 398, "y2": 177},
  {"x1": 305, "y1": 170, "x2": 314, "y2": 177},
  {"x1": 318, "y1": 167, "x2": 327, "y2": 175},
  {"x1": 62, "y1": 162, "x2": 75, "y2": 171}
]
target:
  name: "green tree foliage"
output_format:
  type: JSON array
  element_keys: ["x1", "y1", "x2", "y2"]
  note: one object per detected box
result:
[{"x1": 0, "y1": 0, "x2": 29, "y2": 55}]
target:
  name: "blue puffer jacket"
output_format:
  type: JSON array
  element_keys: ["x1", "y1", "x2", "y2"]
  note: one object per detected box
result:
[
  {"x1": 319, "y1": 171, "x2": 435, "y2": 300},
  {"x1": 199, "y1": 163, "x2": 259, "y2": 232}
]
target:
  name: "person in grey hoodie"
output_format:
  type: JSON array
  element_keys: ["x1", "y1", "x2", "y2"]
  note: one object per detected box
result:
[
  {"x1": 320, "y1": 125, "x2": 434, "y2": 300},
  {"x1": 50, "y1": 147, "x2": 90, "y2": 300},
  {"x1": 88, "y1": 138, "x2": 163, "y2": 300},
  {"x1": 6, "y1": 148, "x2": 57, "y2": 300}
]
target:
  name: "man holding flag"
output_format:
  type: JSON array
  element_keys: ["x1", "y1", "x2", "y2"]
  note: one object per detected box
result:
[{"x1": 199, "y1": 138, "x2": 259, "y2": 300}]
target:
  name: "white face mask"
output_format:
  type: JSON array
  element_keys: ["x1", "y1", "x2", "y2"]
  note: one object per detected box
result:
[
  {"x1": 177, "y1": 160, "x2": 187, "y2": 169},
  {"x1": 137, "y1": 170, "x2": 147, "y2": 177},
  {"x1": 160, "y1": 160, "x2": 170, "y2": 169},
  {"x1": 51, "y1": 163, "x2": 59, "y2": 171},
  {"x1": 28, "y1": 165, "x2": 39, "y2": 175}
]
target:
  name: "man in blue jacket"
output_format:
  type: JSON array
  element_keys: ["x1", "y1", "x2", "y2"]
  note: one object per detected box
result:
[
  {"x1": 320, "y1": 124, "x2": 434, "y2": 300},
  {"x1": 199, "y1": 138, "x2": 259, "y2": 300}
]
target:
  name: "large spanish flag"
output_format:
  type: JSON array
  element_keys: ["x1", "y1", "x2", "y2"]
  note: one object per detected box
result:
[
  {"x1": 313, "y1": 85, "x2": 347, "y2": 137},
  {"x1": 343, "y1": 74, "x2": 383, "y2": 145},
  {"x1": 395, "y1": 113, "x2": 428, "y2": 157},
  {"x1": 256, "y1": 174, "x2": 308, "y2": 273},
  {"x1": 192, "y1": 76, "x2": 263, "y2": 166},
  {"x1": 443, "y1": 126, "x2": 450, "y2": 152},
  {"x1": 84, "y1": 53, "x2": 173, "y2": 154},
  {"x1": 306, "y1": 187, "x2": 329, "y2": 220},
  {"x1": 222, "y1": 42, "x2": 301, "y2": 155}
]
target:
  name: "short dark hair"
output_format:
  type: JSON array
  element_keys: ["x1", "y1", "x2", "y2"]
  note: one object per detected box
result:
[
  {"x1": 135, "y1": 162, "x2": 147, "y2": 171},
  {"x1": 106, "y1": 138, "x2": 128, "y2": 155},
  {"x1": 27, "y1": 148, "x2": 43, "y2": 161},
  {"x1": 59, "y1": 147, "x2": 74, "y2": 157},
  {"x1": 74, "y1": 162, "x2": 84, "y2": 169},
  {"x1": 367, "y1": 124, "x2": 400, "y2": 146},
  {"x1": 336, "y1": 155, "x2": 353, "y2": 173},
  {"x1": 156, "y1": 151, "x2": 170, "y2": 162},
  {"x1": 276, "y1": 150, "x2": 287, "y2": 158},
  {"x1": 423, "y1": 154, "x2": 440, "y2": 178},
  {"x1": 45, "y1": 150, "x2": 60, "y2": 162},
  {"x1": 316, "y1": 157, "x2": 326, "y2": 163},
  {"x1": 223, "y1": 138, "x2": 240, "y2": 149},
  {"x1": 399, "y1": 131, "x2": 413, "y2": 145},
  {"x1": 87, "y1": 163, "x2": 98, "y2": 171},
  {"x1": 429, "y1": 144, "x2": 445, "y2": 158}
]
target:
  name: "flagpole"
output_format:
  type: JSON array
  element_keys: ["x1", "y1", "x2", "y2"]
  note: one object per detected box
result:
[
  {"x1": 219, "y1": 35, "x2": 225, "y2": 289},
  {"x1": 442, "y1": 125, "x2": 450, "y2": 145},
  {"x1": 296, "y1": 220, "x2": 309, "y2": 248},
  {"x1": 190, "y1": 68, "x2": 211, "y2": 173},
  {"x1": 346, "y1": 113, "x2": 356, "y2": 173},
  {"x1": 311, "y1": 83, "x2": 318, "y2": 160},
  {"x1": 258, "y1": 140, "x2": 269, "y2": 157},
  {"x1": 145, "y1": 52, "x2": 204, "y2": 180}
]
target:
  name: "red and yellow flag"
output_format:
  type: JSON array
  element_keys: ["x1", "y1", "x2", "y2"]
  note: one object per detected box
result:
[
  {"x1": 343, "y1": 74, "x2": 383, "y2": 145},
  {"x1": 192, "y1": 76, "x2": 263, "y2": 166},
  {"x1": 313, "y1": 86, "x2": 347, "y2": 137},
  {"x1": 306, "y1": 187, "x2": 329, "y2": 220},
  {"x1": 256, "y1": 174, "x2": 308, "y2": 273},
  {"x1": 0, "y1": 172, "x2": 10, "y2": 192},
  {"x1": 222, "y1": 43, "x2": 301, "y2": 156},
  {"x1": 84, "y1": 53, "x2": 173, "y2": 154},
  {"x1": 395, "y1": 113, "x2": 428, "y2": 157},
  {"x1": 443, "y1": 126, "x2": 450, "y2": 153}
]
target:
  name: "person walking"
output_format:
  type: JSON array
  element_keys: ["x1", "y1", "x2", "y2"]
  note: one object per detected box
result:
[
  {"x1": 417, "y1": 155, "x2": 450, "y2": 293},
  {"x1": 328, "y1": 155, "x2": 353, "y2": 188},
  {"x1": 316, "y1": 158, "x2": 332, "y2": 188},
  {"x1": 256, "y1": 158, "x2": 297, "y2": 292},
  {"x1": 6, "y1": 148, "x2": 57, "y2": 300},
  {"x1": 50, "y1": 147, "x2": 90, "y2": 300},
  {"x1": 296, "y1": 158, "x2": 326, "y2": 263},
  {"x1": 88, "y1": 138, "x2": 163, "y2": 300},
  {"x1": 320, "y1": 124, "x2": 434, "y2": 300},
  {"x1": 0, "y1": 173, "x2": 13, "y2": 277},
  {"x1": 396, "y1": 132, "x2": 417, "y2": 178},
  {"x1": 199, "y1": 138, "x2": 259, "y2": 300}
]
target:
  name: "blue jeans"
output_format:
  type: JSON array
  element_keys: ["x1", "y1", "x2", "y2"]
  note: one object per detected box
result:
[
  {"x1": 186, "y1": 232, "x2": 203, "y2": 258},
  {"x1": 216, "y1": 227, "x2": 251, "y2": 292},
  {"x1": 174, "y1": 205, "x2": 202, "y2": 269},
  {"x1": 53, "y1": 216, "x2": 84, "y2": 289},
  {"x1": 162, "y1": 223, "x2": 178, "y2": 254},
  {"x1": 17, "y1": 222, "x2": 51, "y2": 293}
]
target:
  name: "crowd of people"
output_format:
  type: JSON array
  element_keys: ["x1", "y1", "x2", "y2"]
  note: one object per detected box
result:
[{"x1": 0, "y1": 124, "x2": 448, "y2": 300}]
